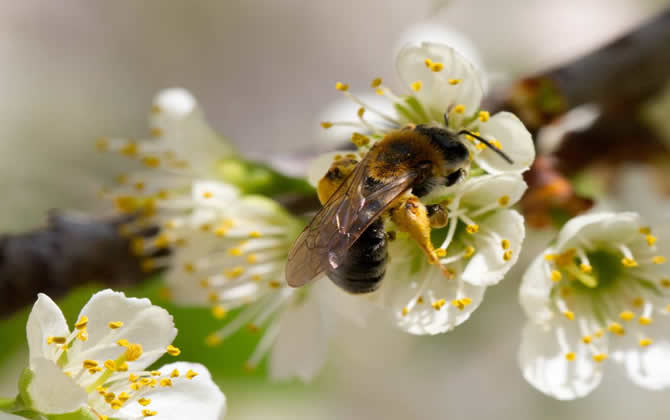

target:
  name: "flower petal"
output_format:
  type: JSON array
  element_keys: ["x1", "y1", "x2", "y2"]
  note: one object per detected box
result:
[
  {"x1": 462, "y1": 209, "x2": 525, "y2": 286},
  {"x1": 458, "y1": 173, "x2": 528, "y2": 209},
  {"x1": 555, "y1": 212, "x2": 640, "y2": 251},
  {"x1": 519, "y1": 321, "x2": 604, "y2": 400},
  {"x1": 473, "y1": 112, "x2": 535, "y2": 174},
  {"x1": 396, "y1": 42, "x2": 484, "y2": 122},
  {"x1": 70, "y1": 290, "x2": 176, "y2": 371},
  {"x1": 115, "y1": 362, "x2": 226, "y2": 420},
  {"x1": 26, "y1": 357, "x2": 87, "y2": 414},
  {"x1": 269, "y1": 292, "x2": 331, "y2": 382},
  {"x1": 519, "y1": 250, "x2": 556, "y2": 323},
  {"x1": 150, "y1": 88, "x2": 234, "y2": 172},
  {"x1": 619, "y1": 315, "x2": 670, "y2": 390},
  {"x1": 26, "y1": 293, "x2": 69, "y2": 364}
]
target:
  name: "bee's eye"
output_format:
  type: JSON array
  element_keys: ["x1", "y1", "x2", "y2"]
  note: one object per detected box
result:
[{"x1": 445, "y1": 168, "x2": 466, "y2": 186}]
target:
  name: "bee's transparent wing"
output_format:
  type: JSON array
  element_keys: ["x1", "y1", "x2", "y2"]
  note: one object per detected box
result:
[{"x1": 286, "y1": 155, "x2": 417, "y2": 287}]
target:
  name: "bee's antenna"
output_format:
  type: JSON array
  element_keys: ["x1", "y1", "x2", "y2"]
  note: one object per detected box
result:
[{"x1": 457, "y1": 130, "x2": 514, "y2": 164}]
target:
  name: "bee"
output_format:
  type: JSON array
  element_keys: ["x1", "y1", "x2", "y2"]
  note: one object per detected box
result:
[{"x1": 286, "y1": 117, "x2": 513, "y2": 294}]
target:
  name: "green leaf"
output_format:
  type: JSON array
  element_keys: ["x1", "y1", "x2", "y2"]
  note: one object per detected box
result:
[
  {"x1": 17, "y1": 368, "x2": 34, "y2": 411},
  {"x1": 216, "y1": 158, "x2": 314, "y2": 197}
]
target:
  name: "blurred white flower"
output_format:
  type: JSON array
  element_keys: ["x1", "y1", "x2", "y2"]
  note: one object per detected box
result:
[
  {"x1": 18, "y1": 290, "x2": 225, "y2": 419},
  {"x1": 519, "y1": 212, "x2": 670, "y2": 399},
  {"x1": 157, "y1": 180, "x2": 331, "y2": 382}
]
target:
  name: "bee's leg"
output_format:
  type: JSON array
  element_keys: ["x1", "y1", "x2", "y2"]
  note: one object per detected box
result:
[
  {"x1": 316, "y1": 158, "x2": 358, "y2": 204},
  {"x1": 391, "y1": 195, "x2": 452, "y2": 277},
  {"x1": 426, "y1": 204, "x2": 449, "y2": 228}
]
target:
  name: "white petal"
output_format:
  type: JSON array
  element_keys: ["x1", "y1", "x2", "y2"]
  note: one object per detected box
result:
[
  {"x1": 150, "y1": 88, "x2": 234, "y2": 173},
  {"x1": 26, "y1": 358, "x2": 87, "y2": 414},
  {"x1": 462, "y1": 209, "x2": 525, "y2": 286},
  {"x1": 306, "y1": 152, "x2": 346, "y2": 188},
  {"x1": 26, "y1": 294, "x2": 69, "y2": 364},
  {"x1": 315, "y1": 94, "x2": 395, "y2": 144},
  {"x1": 71, "y1": 290, "x2": 176, "y2": 371},
  {"x1": 519, "y1": 321, "x2": 604, "y2": 400},
  {"x1": 555, "y1": 212, "x2": 640, "y2": 251},
  {"x1": 620, "y1": 315, "x2": 670, "y2": 390},
  {"x1": 458, "y1": 173, "x2": 527, "y2": 208},
  {"x1": 192, "y1": 180, "x2": 239, "y2": 204},
  {"x1": 396, "y1": 42, "x2": 484, "y2": 122},
  {"x1": 519, "y1": 250, "x2": 556, "y2": 323},
  {"x1": 473, "y1": 112, "x2": 535, "y2": 174},
  {"x1": 115, "y1": 362, "x2": 226, "y2": 420},
  {"x1": 269, "y1": 292, "x2": 331, "y2": 382}
]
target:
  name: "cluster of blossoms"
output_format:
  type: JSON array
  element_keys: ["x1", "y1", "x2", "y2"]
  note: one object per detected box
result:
[
  {"x1": 519, "y1": 212, "x2": 670, "y2": 399},
  {"x1": 312, "y1": 42, "x2": 534, "y2": 335},
  {"x1": 97, "y1": 89, "x2": 331, "y2": 381},
  {"x1": 5, "y1": 290, "x2": 225, "y2": 419}
]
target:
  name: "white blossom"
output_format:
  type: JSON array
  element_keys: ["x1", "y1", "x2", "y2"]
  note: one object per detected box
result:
[
  {"x1": 519, "y1": 212, "x2": 670, "y2": 399},
  {"x1": 21, "y1": 290, "x2": 225, "y2": 419}
]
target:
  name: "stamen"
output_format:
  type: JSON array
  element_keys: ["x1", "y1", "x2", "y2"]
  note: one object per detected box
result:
[
  {"x1": 639, "y1": 338, "x2": 653, "y2": 347},
  {"x1": 478, "y1": 111, "x2": 490, "y2": 122},
  {"x1": 370, "y1": 78, "x2": 382, "y2": 88},
  {"x1": 551, "y1": 270, "x2": 562, "y2": 282},
  {"x1": 430, "y1": 62, "x2": 444, "y2": 72},
  {"x1": 411, "y1": 81, "x2": 422, "y2": 92},
  {"x1": 432, "y1": 299, "x2": 446, "y2": 310},
  {"x1": 565, "y1": 352, "x2": 576, "y2": 361},
  {"x1": 592, "y1": 353, "x2": 608, "y2": 363},
  {"x1": 166, "y1": 345, "x2": 181, "y2": 356},
  {"x1": 607, "y1": 322, "x2": 625, "y2": 336},
  {"x1": 75, "y1": 316, "x2": 89, "y2": 330},
  {"x1": 619, "y1": 311, "x2": 635, "y2": 321},
  {"x1": 448, "y1": 79, "x2": 461, "y2": 85},
  {"x1": 335, "y1": 82, "x2": 349, "y2": 91}
]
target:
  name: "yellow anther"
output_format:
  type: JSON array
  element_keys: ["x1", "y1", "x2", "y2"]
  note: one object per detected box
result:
[
  {"x1": 503, "y1": 250, "x2": 513, "y2": 261},
  {"x1": 269, "y1": 280, "x2": 282, "y2": 289},
  {"x1": 249, "y1": 230, "x2": 262, "y2": 238},
  {"x1": 448, "y1": 79, "x2": 461, "y2": 85},
  {"x1": 118, "y1": 392, "x2": 130, "y2": 402},
  {"x1": 579, "y1": 263, "x2": 593, "y2": 274},
  {"x1": 592, "y1": 353, "x2": 608, "y2": 363},
  {"x1": 142, "y1": 410, "x2": 158, "y2": 417},
  {"x1": 151, "y1": 371, "x2": 161, "y2": 376},
  {"x1": 475, "y1": 143, "x2": 486, "y2": 151},
  {"x1": 130, "y1": 383, "x2": 141, "y2": 391},
  {"x1": 206, "y1": 334, "x2": 222, "y2": 347},
  {"x1": 544, "y1": 254, "x2": 557, "y2": 262},
  {"x1": 166, "y1": 345, "x2": 181, "y2": 356},
  {"x1": 646, "y1": 235, "x2": 657, "y2": 246},
  {"x1": 157, "y1": 189, "x2": 169, "y2": 200},
  {"x1": 351, "y1": 132, "x2": 370, "y2": 147},
  {"x1": 435, "y1": 248, "x2": 447, "y2": 257},
  {"x1": 83, "y1": 360, "x2": 98, "y2": 369},
  {"x1": 638, "y1": 317, "x2": 653, "y2": 326},
  {"x1": 451, "y1": 299, "x2": 467, "y2": 311},
  {"x1": 563, "y1": 311, "x2": 575, "y2": 320},
  {"x1": 160, "y1": 378, "x2": 172, "y2": 387},
  {"x1": 117, "y1": 339, "x2": 130, "y2": 347},
  {"x1": 370, "y1": 77, "x2": 383, "y2": 88},
  {"x1": 186, "y1": 369, "x2": 198, "y2": 379},
  {"x1": 452, "y1": 104, "x2": 466, "y2": 114},
  {"x1": 424, "y1": 58, "x2": 433, "y2": 67},
  {"x1": 639, "y1": 338, "x2": 653, "y2": 347},
  {"x1": 619, "y1": 311, "x2": 635, "y2": 321},
  {"x1": 565, "y1": 352, "x2": 576, "y2": 361},
  {"x1": 621, "y1": 257, "x2": 638, "y2": 268},
  {"x1": 594, "y1": 329, "x2": 604, "y2": 338},
  {"x1": 357, "y1": 107, "x2": 365, "y2": 118},
  {"x1": 124, "y1": 343, "x2": 143, "y2": 361},
  {"x1": 417, "y1": 297, "x2": 424, "y2": 305},
  {"x1": 108, "y1": 321, "x2": 124, "y2": 329},
  {"x1": 120, "y1": 142, "x2": 138, "y2": 157},
  {"x1": 138, "y1": 398, "x2": 152, "y2": 406},
  {"x1": 76, "y1": 330, "x2": 88, "y2": 341},
  {"x1": 550, "y1": 270, "x2": 562, "y2": 282},
  {"x1": 632, "y1": 297, "x2": 645, "y2": 307},
  {"x1": 320, "y1": 121, "x2": 333, "y2": 129},
  {"x1": 129, "y1": 374, "x2": 139, "y2": 383},
  {"x1": 581, "y1": 335, "x2": 592, "y2": 344},
  {"x1": 140, "y1": 378, "x2": 153, "y2": 386},
  {"x1": 96, "y1": 386, "x2": 107, "y2": 395},
  {"x1": 335, "y1": 82, "x2": 349, "y2": 91},
  {"x1": 208, "y1": 292, "x2": 219, "y2": 303},
  {"x1": 89, "y1": 366, "x2": 103, "y2": 374},
  {"x1": 104, "y1": 360, "x2": 117, "y2": 371},
  {"x1": 555, "y1": 249, "x2": 577, "y2": 266},
  {"x1": 375, "y1": 87, "x2": 385, "y2": 95},
  {"x1": 401, "y1": 307, "x2": 409, "y2": 316},
  {"x1": 142, "y1": 156, "x2": 161, "y2": 168},
  {"x1": 202, "y1": 191, "x2": 213, "y2": 199},
  {"x1": 432, "y1": 299, "x2": 446, "y2": 310},
  {"x1": 150, "y1": 127, "x2": 163, "y2": 137},
  {"x1": 639, "y1": 226, "x2": 652, "y2": 235},
  {"x1": 212, "y1": 305, "x2": 228, "y2": 320},
  {"x1": 411, "y1": 81, "x2": 422, "y2": 92},
  {"x1": 74, "y1": 316, "x2": 89, "y2": 330},
  {"x1": 226, "y1": 266, "x2": 245, "y2": 278},
  {"x1": 104, "y1": 392, "x2": 116, "y2": 403},
  {"x1": 117, "y1": 362, "x2": 128, "y2": 372},
  {"x1": 430, "y1": 62, "x2": 444, "y2": 72},
  {"x1": 200, "y1": 223, "x2": 211, "y2": 232},
  {"x1": 96, "y1": 137, "x2": 109, "y2": 151},
  {"x1": 184, "y1": 263, "x2": 196, "y2": 273},
  {"x1": 652, "y1": 256, "x2": 667, "y2": 264},
  {"x1": 478, "y1": 111, "x2": 490, "y2": 122},
  {"x1": 170, "y1": 368, "x2": 180, "y2": 378},
  {"x1": 490, "y1": 139, "x2": 503, "y2": 149},
  {"x1": 464, "y1": 245, "x2": 475, "y2": 258},
  {"x1": 501, "y1": 239, "x2": 510, "y2": 250},
  {"x1": 47, "y1": 336, "x2": 67, "y2": 345},
  {"x1": 466, "y1": 224, "x2": 479, "y2": 234},
  {"x1": 661, "y1": 278, "x2": 670, "y2": 288},
  {"x1": 227, "y1": 247, "x2": 242, "y2": 256},
  {"x1": 608, "y1": 323, "x2": 625, "y2": 336}
]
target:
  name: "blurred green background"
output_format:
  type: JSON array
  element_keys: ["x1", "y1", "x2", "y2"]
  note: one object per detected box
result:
[{"x1": 1, "y1": 1, "x2": 670, "y2": 419}]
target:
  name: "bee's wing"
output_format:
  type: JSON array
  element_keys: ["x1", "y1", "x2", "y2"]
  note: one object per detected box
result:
[{"x1": 286, "y1": 155, "x2": 418, "y2": 287}]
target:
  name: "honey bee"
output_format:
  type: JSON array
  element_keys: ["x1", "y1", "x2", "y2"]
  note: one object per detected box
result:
[{"x1": 286, "y1": 120, "x2": 513, "y2": 294}]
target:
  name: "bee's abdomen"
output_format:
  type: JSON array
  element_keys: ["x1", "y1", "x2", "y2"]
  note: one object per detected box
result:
[{"x1": 327, "y1": 219, "x2": 387, "y2": 294}]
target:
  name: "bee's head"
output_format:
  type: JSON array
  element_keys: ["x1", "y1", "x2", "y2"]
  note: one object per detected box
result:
[{"x1": 414, "y1": 125, "x2": 470, "y2": 168}]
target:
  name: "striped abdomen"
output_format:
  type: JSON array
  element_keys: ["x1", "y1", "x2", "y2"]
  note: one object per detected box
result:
[{"x1": 326, "y1": 218, "x2": 388, "y2": 294}]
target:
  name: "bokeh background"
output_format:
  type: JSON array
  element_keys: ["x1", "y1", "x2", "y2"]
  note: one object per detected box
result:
[{"x1": 1, "y1": 1, "x2": 669, "y2": 419}]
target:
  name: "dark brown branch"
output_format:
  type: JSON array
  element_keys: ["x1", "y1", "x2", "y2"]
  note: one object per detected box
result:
[{"x1": 0, "y1": 211, "x2": 162, "y2": 319}]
